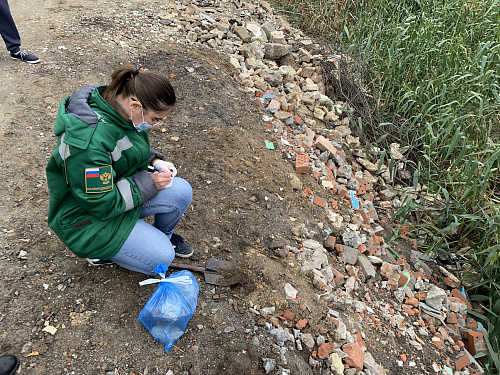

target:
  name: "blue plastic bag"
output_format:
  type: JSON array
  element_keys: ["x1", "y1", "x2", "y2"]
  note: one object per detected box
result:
[{"x1": 138, "y1": 264, "x2": 199, "y2": 352}]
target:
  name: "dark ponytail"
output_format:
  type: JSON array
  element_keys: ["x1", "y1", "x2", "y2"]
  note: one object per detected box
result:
[{"x1": 102, "y1": 64, "x2": 176, "y2": 112}]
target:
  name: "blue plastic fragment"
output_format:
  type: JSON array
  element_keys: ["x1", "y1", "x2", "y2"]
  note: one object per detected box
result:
[
  {"x1": 477, "y1": 322, "x2": 485, "y2": 332},
  {"x1": 262, "y1": 93, "x2": 276, "y2": 99},
  {"x1": 461, "y1": 287, "x2": 467, "y2": 299},
  {"x1": 349, "y1": 190, "x2": 359, "y2": 210}
]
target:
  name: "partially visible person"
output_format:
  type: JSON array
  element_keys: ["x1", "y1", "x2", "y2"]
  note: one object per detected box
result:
[
  {"x1": 46, "y1": 65, "x2": 194, "y2": 275},
  {"x1": 0, "y1": 354, "x2": 19, "y2": 375},
  {"x1": 0, "y1": 0, "x2": 40, "y2": 63}
]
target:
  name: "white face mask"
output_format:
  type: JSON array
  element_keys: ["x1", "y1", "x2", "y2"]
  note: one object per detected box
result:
[{"x1": 130, "y1": 104, "x2": 153, "y2": 132}]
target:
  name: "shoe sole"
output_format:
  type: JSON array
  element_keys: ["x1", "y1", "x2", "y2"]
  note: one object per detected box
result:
[
  {"x1": 86, "y1": 258, "x2": 114, "y2": 266},
  {"x1": 11, "y1": 56, "x2": 41, "y2": 64},
  {"x1": 175, "y1": 250, "x2": 194, "y2": 258}
]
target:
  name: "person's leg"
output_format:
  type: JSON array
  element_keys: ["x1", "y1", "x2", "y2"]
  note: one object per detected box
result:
[
  {"x1": 139, "y1": 177, "x2": 193, "y2": 238},
  {"x1": 0, "y1": 0, "x2": 21, "y2": 53},
  {"x1": 110, "y1": 219, "x2": 175, "y2": 275},
  {"x1": 110, "y1": 177, "x2": 193, "y2": 274}
]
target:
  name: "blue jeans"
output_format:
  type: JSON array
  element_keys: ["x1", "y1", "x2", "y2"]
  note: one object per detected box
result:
[{"x1": 110, "y1": 177, "x2": 193, "y2": 275}]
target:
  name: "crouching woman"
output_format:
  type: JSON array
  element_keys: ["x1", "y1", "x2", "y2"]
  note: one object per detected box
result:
[{"x1": 46, "y1": 65, "x2": 194, "y2": 275}]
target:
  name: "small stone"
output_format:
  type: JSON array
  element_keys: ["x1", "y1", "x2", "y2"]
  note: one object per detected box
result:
[
  {"x1": 271, "y1": 328, "x2": 288, "y2": 346},
  {"x1": 285, "y1": 283, "x2": 298, "y2": 299},
  {"x1": 329, "y1": 353, "x2": 344, "y2": 375},
  {"x1": 356, "y1": 255, "x2": 376, "y2": 278},
  {"x1": 301, "y1": 333, "x2": 315, "y2": 349},
  {"x1": 426, "y1": 285, "x2": 447, "y2": 310},
  {"x1": 263, "y1": 358, "x2": 276, "y2": 374},
  {"x1": 342, "y1": 246, "x2": 359, "y2": 265}
]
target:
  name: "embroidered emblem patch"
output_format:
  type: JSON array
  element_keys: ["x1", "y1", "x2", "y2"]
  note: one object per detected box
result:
[{"x1": 85, "y1": 165, "x2": 113, "y2": 193}]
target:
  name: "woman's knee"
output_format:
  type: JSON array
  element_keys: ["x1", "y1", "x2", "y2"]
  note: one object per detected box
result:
[{"x1": 172, "y1": 177, "x2": 193, "y2": 208}]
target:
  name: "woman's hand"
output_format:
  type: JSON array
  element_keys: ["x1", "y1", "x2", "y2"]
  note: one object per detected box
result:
[
  {"x1": 153, "y1": 160, "x2": 177, "y2": 176},
  {"x1": 150, "y1": 170, "x2": 173, "y2": 190}
]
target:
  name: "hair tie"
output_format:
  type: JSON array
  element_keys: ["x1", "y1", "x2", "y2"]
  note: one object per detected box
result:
[{"x1": 132, "y1": 68, "x2": 140, "y2": 77}]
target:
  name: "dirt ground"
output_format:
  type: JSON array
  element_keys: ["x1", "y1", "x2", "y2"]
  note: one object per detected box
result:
[
  {"x1": 0, "y1": 1, "x2": 452, "y2": 374},
  {"x1": 0, "y1": 0, "x2": 333, "y2": 374}
]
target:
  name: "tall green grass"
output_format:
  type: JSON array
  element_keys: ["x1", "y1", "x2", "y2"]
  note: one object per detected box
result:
[{"x1": 273, "y1": 0, "x2": 500, "y2": 370}]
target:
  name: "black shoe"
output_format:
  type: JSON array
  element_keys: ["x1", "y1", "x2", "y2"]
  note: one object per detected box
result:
[
  {"x1": 86, "y1": 258, "x2": 114, "y2": 266},
  {"x1": 171, "y1": 233, "x2": 194, "y2": 258},
  {"x1": 0, "y1": 355, "x2": 20, "y2": 375},
  {"x1": 10, "y1": 50, "x2": 40, "y2": 64}
]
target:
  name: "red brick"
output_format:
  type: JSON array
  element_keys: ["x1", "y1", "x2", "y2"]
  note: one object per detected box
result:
[
  {"x1": 402, "y1": 305, "x2": 415, "y2": 316},
  {"x1": 294, "y1": 115, "x2": 304, "y2": 125},
  {"x1": 455, "y1": 353, "x2": 471, "y2": 371},
  {"x1": 324, "y1": 236, "x2": 336, "y2": 250},
  {"x1": 313, "y1": 196, "x2": 327, "y2": 208},
  {"x1": 315, "y1": 136, "x2": 337, "y2": 154},
  {"x1": 338, "y1": 185, "x2": 348, "y2": 198},
  {"x1": 296, "y1": 153, "x2": 310, "y2": 173},
  {"x1": 295, "y1": 318, "x2": 307, "y2": 330},
  {"x1": 303, "y1": 187, "x2": 313, "y2": 197},
  {"x1": 398, "y1": 273, "x2": 409, "y2": 288},
  {"x1": 318, "y1": 342, "x2": 334, "y2": 359},
  {"x1": 450, "y1": 288, "x2": 472, "y2": 310},
  {"x1": 301, "y1": 66, "x2": 316, "y2": 78},
  {"x1": 354, "y1": 332, "x2": 366, "y2": 350},
  {"x1": 380, "y1": 262, "x2": 399, "y2": 280},
  {"x1": 447, "y1": 314, "x2": 458, "y2": 324},
  {"x1": 282, "y1": 309, "x2": 296, "y2": 321},
  {"x1": 331, "y1": 268, "x2": 344, "y2": 285},
  {"x1": 342, "y1": 343, "x2": 364, "y2": 371},
  {"x1": 254, "y1": 98, "x2": 264, "y2": 108},
  {"x1": 468, "y1": 331, "x2": 486, "y2": 356},
  {"x1": 360, "y1": 211, "x2": 370, "y2": 225}
]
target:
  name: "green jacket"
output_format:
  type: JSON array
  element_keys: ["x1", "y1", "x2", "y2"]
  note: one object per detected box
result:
[{"x1": 46, "y1": 85, "x2": 164, "y2": 259}]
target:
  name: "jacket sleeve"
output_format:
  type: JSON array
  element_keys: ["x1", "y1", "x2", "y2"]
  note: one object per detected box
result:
[
  {"x1": 64, "y1": 148, "x2": 157, "y2": 220},
  {"x1": 148, "y1": 148, "x2": 165, "y2": 164}
]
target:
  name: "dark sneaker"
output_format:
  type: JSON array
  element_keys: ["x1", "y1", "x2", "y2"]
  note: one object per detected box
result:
[
  {"x1": 171, "y1": 233, "x2": 194, "y2": 258},
  {"x1": 87, "y1": 258, "x2": 114, "y2": 266},
  {"x1": 10, "y1": 50, "x2": 40, "y2": 64}
]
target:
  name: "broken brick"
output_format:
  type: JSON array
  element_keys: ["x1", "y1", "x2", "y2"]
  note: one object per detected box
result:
[
  {"x1": 295, "y1": 319, "x2": 307, "y2": 330},
  {"x1": 313, "y1": 196, "x2": 327, "y2": 208},
  {"x1": 317, "y1": 342, "x2": 334, "y2": 359},
  {"x1": 342, "y1": 343, "x2": 364, "y2": 371},
  {"x1": 455, "y1": 352, "x2": 471, "y2": 371}
]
